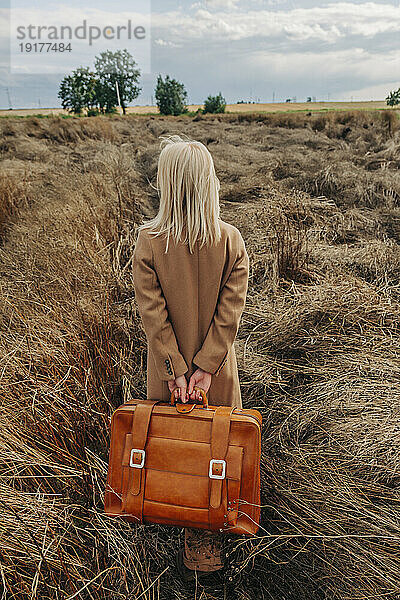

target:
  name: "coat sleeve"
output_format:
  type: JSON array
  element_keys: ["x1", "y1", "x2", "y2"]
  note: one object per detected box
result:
[
  {"x1": 132, "y1": 230, "x2": 189, "y2": 381},
  {"x1": 192, "y1": 229, "x2": 249, "y2": 376}
]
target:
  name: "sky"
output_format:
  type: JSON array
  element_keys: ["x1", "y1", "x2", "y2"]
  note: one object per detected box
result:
[{"x1": 0, "y1": 0, "x2": 399, "y2": 108}]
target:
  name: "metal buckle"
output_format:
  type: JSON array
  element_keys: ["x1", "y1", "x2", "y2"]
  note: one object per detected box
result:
[
  {"x1": 129, "y1": 448, "x2": 145, "y2": 468},
  {"x1": 209, "y1": 459, "x2": 226, "y2": 479}
]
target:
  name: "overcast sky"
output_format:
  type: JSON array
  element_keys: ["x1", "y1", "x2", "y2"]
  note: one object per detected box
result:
[{"x1": 0, "y1": 0, "x2": 399, "y2": 108}]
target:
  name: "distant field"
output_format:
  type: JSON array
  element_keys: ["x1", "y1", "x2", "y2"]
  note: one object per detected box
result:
[{"x1": 0, "y1": 100, "x2": 389, "y2": 117}]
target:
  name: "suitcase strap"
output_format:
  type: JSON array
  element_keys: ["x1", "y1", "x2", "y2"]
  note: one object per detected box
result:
[
  {"x1": 123, "y1": 400, "x2": 159, "y2": 521},
  {"x1": 209, "y1": 406, "x2": 235, "y2": 530}
]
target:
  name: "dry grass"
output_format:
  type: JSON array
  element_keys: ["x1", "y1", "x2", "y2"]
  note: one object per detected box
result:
[
  {"x1": 0, "y1": 110, "x2": 399, "y2": 599},
  {"x1": 0, "y1": 173, "x2": 32, "y2": 237}
]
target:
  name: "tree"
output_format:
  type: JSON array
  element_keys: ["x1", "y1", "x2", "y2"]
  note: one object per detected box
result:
[
  {"x1": 58, "y1": 67, "x2": 97, "y2": 115},
  {"x1": 94, "y1": 49, "x2": 141, "y2": 114},
  {"x1": 203, "y1": 92, "x2": 226, "y2": 114},
  {"x1": 155, "y1": 74, "x2": 188, "y2": 116},
  {"x1": 386, "y1": 88, "x2": 400, "y2": 106}
]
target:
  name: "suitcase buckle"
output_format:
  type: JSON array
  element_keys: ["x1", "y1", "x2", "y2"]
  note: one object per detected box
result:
[
  {"x1": 130, "y1": 448, "x2": 145, "y2": 468},
  {"x1": 209, "y1": 459, "x2": 226, "y2": 479}
]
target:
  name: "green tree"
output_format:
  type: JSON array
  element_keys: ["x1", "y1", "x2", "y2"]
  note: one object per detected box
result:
[
  {"x1": 386, "y1": 88, "x2": 400, "y2": 106},
  {"x1": 203, "y1": 92, "x2": 226, "y2": 114},
  {"x1": 58, "y1": 67, "x2": 97, "y2": 115},
  {"x1": 94, "y1": 49, "x2": 141, "y2": 114},
  {"x1": 155, "y1": 74, "x2": 188, "y2": 116}
]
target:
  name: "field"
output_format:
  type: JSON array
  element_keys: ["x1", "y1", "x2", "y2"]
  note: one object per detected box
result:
[
  {"x1": 0, "y1": 99, "x2": 389, "y2": 118},
  {"x1": 0, "y1": 108, "x2": 400, "y2": 599}
]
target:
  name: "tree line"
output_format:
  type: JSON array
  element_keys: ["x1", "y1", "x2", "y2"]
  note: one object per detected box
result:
[{"x1": 58, "y1": 49, "x2": 226, "y2": 116}]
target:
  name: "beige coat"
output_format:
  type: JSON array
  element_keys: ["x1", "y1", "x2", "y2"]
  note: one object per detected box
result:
[{"x1": 132, "y1": 218, "x2": 249, "y2": 408}]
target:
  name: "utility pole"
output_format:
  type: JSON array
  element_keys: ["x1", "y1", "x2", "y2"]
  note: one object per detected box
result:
[
  {"x1": 151, "y1": 94, "x2": 153, "y2": 106},
  {"x1": 6, "y1": 87, "x2": 12, "y2": 110},
  {"x1": 272, "y1": 90, "x2": 275, "y2": 103}
]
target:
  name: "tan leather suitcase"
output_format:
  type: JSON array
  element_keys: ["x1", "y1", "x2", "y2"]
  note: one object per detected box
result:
[{"x1": 104, "y1": 387, "x2": 262, "y2": 536}]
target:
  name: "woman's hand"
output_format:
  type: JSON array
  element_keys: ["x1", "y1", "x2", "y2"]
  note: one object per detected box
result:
[
  {"x1": 168, "y1": 374, "x2": 189, "y2": 403},
  {"x1": 188, "y1": 368, "x2": 212, "y2": 402}
]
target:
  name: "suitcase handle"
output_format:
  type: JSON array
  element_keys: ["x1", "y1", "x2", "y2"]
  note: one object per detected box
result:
[{"x1": 170, "y1": 386, "x2": 209, "y2": 411}]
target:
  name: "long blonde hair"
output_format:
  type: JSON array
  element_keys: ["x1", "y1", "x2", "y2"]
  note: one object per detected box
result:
[{"x1": 137, "y1": 134, "x2": 222, "y2": 254}]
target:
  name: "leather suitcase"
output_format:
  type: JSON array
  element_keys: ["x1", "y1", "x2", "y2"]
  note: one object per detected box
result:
[{"x1": 104, "y1": 387, "x2": 262, "y2": 536}]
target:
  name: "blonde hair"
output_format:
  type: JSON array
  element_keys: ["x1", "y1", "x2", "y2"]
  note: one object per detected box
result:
[{"x1": 137, "y1": 134, "x2": 222, "y2": 254}]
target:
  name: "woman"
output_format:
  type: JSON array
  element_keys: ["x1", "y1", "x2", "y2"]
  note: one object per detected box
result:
[{"x1": 132, "y1": 134, "x2": 249, "y2": 584}]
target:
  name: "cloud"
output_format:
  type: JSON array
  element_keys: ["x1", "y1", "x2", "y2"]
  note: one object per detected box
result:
[
  {"x1": 330, "y1": 80, "x2": 399, "y2": 101},
  {"x1": 150, "y1": 1, "x2": 400, "y2": 103},
  {"x1": 154, "y1": 37, "x2": 182, "y2": 47},
  {"x1": 152, "y1": 2, "x2": 400, "y2": 45},
  {"x1": 248, "y1": 47, "x2": 400, "y2": 84},
  {"x1": 204, "y1": 0, "x2": 240, "y2": 8},
  {"x1": 3, "y1": 0, "x2": 399, "y2": 106}
]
